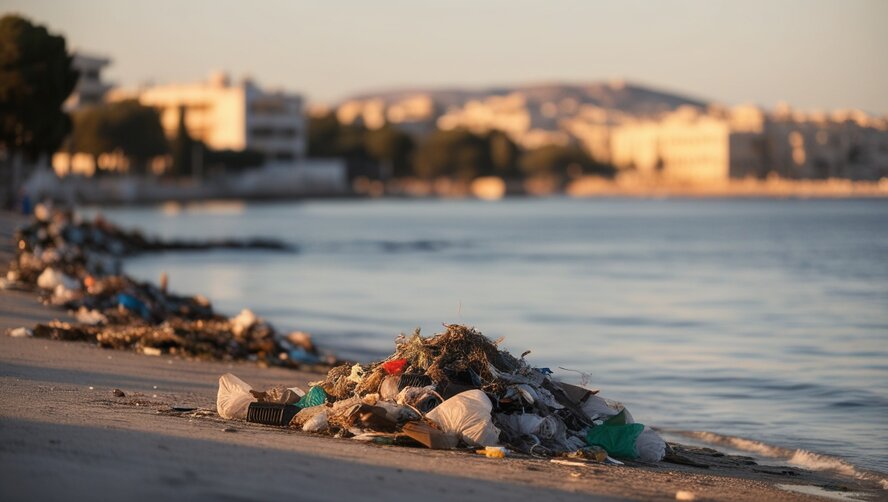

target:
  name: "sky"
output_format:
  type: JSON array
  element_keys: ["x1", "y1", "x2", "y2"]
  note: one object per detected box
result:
[{"x1": 3, "y1": 0, "x2": 887, "y2": 113}]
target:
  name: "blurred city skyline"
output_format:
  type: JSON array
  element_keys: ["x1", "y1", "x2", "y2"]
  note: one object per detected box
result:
[{"x1": 4, "y1": 0, "x2": 887, "y2": 113}]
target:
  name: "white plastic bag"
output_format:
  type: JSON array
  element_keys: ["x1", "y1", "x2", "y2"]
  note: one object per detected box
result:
[
  {"x1": 216, "y1": 373, "x2": 256, "y2": 419},
  {"x1": 37, "y1": 267, "x2": 80, "y2": 291},
  {"x1": 635, "y1": 426, "x2": 667, "y2": 462},
  {"x1": 302, "y1": 409, "x2": 329, "y2": 432},
  {"x1": 581, "y1": 395, "x2": 635, "y2": 423},
  {"x1": 495, "y1": 413, "x2": 543, "y2": 435},
  {"x1": 229, "y1": 309, "x2": 258, "y2": 337},
  {"x1": 426, "y1": 390, "x2": 500, "y2": 447}
]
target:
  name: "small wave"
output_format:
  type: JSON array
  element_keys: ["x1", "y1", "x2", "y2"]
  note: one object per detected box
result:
[{"x1": 678, "y1": 430, "x2": 887, "y2": 490}]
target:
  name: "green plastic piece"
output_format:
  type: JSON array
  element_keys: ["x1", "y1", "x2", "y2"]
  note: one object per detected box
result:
[
  {"x1": 294, "y1": 386, "x2": 327, "y2": 409},
  {"x1": 584, "y1": 423, "x2": 644, "y2": 459}
]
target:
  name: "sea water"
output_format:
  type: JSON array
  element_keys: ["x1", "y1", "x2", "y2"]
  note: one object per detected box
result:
[{"x1": 91, "y1": 198, "x2": 888, "y2": 477}]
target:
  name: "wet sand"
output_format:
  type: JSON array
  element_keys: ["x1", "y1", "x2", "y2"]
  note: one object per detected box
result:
[{"x1": 0, "y1": 210, "x2": 878, "y2": 501}]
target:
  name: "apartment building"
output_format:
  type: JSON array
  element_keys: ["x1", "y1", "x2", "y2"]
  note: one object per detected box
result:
[
  {"x1": 576, "y1": 105, "x2": 888, "y2": 183},
  {"x1": 109, "y1": 72, "x2": 306, "y2": 163}
]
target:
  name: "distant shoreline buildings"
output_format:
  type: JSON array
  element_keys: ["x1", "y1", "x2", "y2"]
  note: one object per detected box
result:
[
  {"x1": 49, "y1": 53, "x2": 346, "y2": 197},
  {"x1": 333, "y1": 82, "x2": 888, "y2": 183},
  {"x1": 53, "y1": 52, "x2": 888, "y2": 186},
  {"x1": 108, "y1": 71, "x2": 307, "y2": 164},
  {"x1": 54, "y1": 53, "x2": 316, "y2": 179},
  {"x1": 587, "y1": 104, "x2": 888, "y2": 183}
]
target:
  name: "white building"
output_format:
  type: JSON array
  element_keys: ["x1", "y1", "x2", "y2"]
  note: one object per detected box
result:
[
  {"x1": 436, "y1": 92, "x2": 569, "y2": 149},
  {"x1": 64, "y1": 52, "x2": 112, "y2": 111},
  {"x1": 336, "y1": 94, "x2": 438, "y2": 135},
  {"x1": 576, "y1": 104, "x2": 888, "y2": 183},
  {"x1": 109, "y1": 72, "x2": 307, "y2": 163}
]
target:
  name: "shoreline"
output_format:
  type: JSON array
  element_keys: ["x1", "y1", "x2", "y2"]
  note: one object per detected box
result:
[
  {"x1": 22, "y1": 173, "x2": 888, "y2": 208},
  {"x1": 1, "y1": 209, "x2": 883, "y2": 501}
]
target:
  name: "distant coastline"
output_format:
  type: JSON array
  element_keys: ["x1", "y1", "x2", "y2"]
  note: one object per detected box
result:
[{"x1": 23, "y1": 170, "x2": 888, "y2": 207}]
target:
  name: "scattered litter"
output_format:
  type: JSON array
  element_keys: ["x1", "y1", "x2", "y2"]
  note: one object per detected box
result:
[
  {"x1": 112, "y1": 388, "x2": 126, "y2": 397},
  {"x1": 217, "y1": 373, "x2": 255, "y2": 420},
  {"x1": 7, "y1": 327, "x2": 32, "y2": 338},
  {"x1": 564, "y1": 445, "x2": 608, "y2": 463},
  {"x1": 11, "y1": 207, "x2": 681, "y2": 467},
  {"x1": 5, "y1": 205, "x2": 333, "y2": 368},
  {"x1": 477, "y1": 446, "x2": 507, "y2": 458},
  {"x1": 246, "y1": 402, "x2": 300, "y2": 426},
  {"x1": 400, "y1": 421, "x2": 459, "y2": 449},
  {"x1": 426, "y1": 389, "x2": 500, "y2": 447},
  {"x1": 222, "y1": 427, "x2": 237, "y2": 433},
  {"x1": 551, "y1": 459, "x2": 588, "y2": 467},
  {"x1": 213, "y1": 324, "x2": 667, "y2": 463},
  {"x1": 37, "y1": 267, "x2": 80, "y2": 291},
  {"x1": 675, "y1": 490, "x2": 696, "y2": 501}
]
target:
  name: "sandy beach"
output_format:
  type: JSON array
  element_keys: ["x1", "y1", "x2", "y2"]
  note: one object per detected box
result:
[{"x1": 0, "y1": 210, "x2": 879, "y2": 502}]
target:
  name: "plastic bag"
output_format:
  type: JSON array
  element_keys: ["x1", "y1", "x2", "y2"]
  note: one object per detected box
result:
[
  {"x1": 295, "y1": 386, "x2": 327, "y2": 409},
  {"x1": 302, "y1": 409, "x2": 329, "y2": 432},
  {"x1": 635, "y1": 427, "x2": 667, "y2": 462},
  {"x1": 229, "y1": 309, "x2": 258, "y2": 337},
  {"x1": 584, "y1": 423, "x2": 644, "y2": 459},
  {"x1": 581, "y1": 394, "x2": 635, "y2": 423},
  {"x1": 216, "y1": 373, "x2": 256, "y2": 419},
  {"x1": 426, "y1": 390, "x2": 500, "y2": 447},
  {"x1": 584, "y1": 423, "x2": 665, "y2": 461},
  {"x1": 36, "y1": 267, "x2": 80, "y2": 291},
  {"x1": 496, "y1": 413, "x2": 543, "y2": 435},
  {"x1": 291, "y1": 404, "x2": 327, "y2": 429}
]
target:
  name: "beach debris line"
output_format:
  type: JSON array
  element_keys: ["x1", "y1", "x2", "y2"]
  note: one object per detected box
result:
[
  {"x1": 216, "y1": 324, "x2": 668, "y2": 463},
  {"x1": 2, "y1": 204, "x2": 333, "y2": 367}
]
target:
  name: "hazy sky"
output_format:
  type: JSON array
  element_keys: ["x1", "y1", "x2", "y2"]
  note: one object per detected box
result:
[{"x1": 4, "y1": 0, "x2": 887, "y2": 112}]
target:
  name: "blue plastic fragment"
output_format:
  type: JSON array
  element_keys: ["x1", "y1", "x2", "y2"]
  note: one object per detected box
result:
[
  {"x1": 289, "y1": 347, "x2": 321, "y2": 364},
  {"x1": 117, "y1": 293, "x2": 151, "y2": 320}
]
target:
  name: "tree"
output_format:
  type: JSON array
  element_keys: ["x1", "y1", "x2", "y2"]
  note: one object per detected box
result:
[
  {"x1": 487, "y1": 131, "x2": 521, "y2": 178},
  {"x1": 307, "y1": 111, "x2": 371, "y2": 161},
  {"x1": 69, "y1": 105, "x2": 113, "y2": 161},
  {"x1": 520, "y1": 144, "x2": 616, "y2": 178},
  {"x1": 69, "y1": 100, "x2": 168, "y2": 175},
  {"x1": 170, "y1": 105, "x2": 196, "y2": 177},
  {"x1": 106, "y1": 100, "x2": 168, "y2": 173},
  {"x1": 414, "y1": 128, "x2": 492, "y2": 180},
  {"x1": 307, "y1": 111, "x2": 342, "y2": 158},
  {"x1": 203, "y1": 147, "x2": 265, "y2": 172},
  {"x1": 0, "y1": 15, "x2": 77, "y2": 160},
  {"x1": 0, "y1": 15, "x2": 77, "y2": 207},
  {"x1": 364, "y1": 125, "x2": 415, "y2": 178}
]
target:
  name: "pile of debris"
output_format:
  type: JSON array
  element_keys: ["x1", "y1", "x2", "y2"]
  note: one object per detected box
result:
[
  {"x1": 3, "y1": 204, "x2": 330, "y2": 367},
  {"x1": 218, "y1": 324, "x2": 667, "y2": 463}
]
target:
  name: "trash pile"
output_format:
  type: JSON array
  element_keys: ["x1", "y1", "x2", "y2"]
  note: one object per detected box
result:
[
  {"x1": 218, "y1": 324, "x2": 667, "y2": 463},
  {"x1": 3, "y1": 204, "x2": 331, "y2": 367}
]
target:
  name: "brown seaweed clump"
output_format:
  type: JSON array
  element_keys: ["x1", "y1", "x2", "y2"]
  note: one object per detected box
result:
[
  {"x1": 318, "y1": 324, "x2": 522, "y2": 403},
  {"x1": 396, "y1": 324, "x2": 519, "y2": 386}
]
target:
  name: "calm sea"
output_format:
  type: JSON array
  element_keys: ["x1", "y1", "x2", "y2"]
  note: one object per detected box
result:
[{"x1": 92, "y1": 198, "x2": 888, "y2": 477}]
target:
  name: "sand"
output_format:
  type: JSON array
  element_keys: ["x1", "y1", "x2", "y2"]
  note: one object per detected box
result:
[{"x1": 0, "y1": 210, "x2": 878, "y2": 501}]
